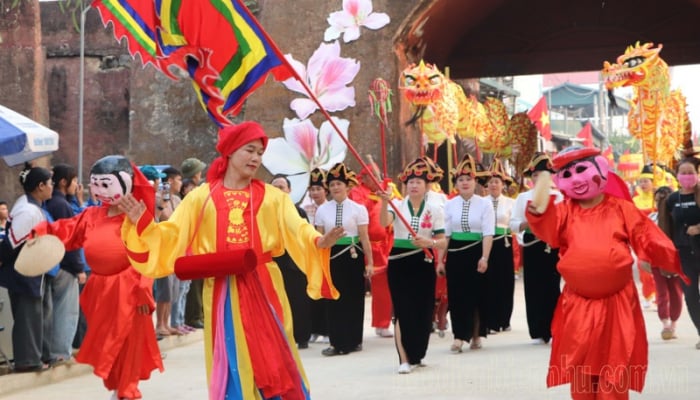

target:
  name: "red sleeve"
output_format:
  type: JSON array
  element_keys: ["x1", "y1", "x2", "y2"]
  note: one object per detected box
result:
[
  {"x1": 42, "y1": 209, "x2": 90, "y2": 252},
  {"x1": 621, "y1": 200, "x2": 689, "y2": 284},
  {"x1": 525, "y1": 195, "x2": 565, "y2": 249}
]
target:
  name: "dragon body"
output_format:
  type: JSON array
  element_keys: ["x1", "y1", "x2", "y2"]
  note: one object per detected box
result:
[{"x1": 602, "y1": 42, "x2": 691, "y2": 169}]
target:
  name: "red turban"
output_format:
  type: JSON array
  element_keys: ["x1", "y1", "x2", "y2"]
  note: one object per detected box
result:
[{"x1": 207, "y1": 121, "x2": 269, "y2": 182}]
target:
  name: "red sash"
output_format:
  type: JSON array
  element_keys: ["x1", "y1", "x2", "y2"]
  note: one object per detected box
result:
[{"x1": 210, "y1": 180, "x2": 304, "y2": 400}]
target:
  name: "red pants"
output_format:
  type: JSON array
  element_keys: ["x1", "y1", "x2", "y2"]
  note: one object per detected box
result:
[
  {"x1": 651, "y1": 268, "x2": 684, "y2": 321},
  {"x1": 638, "y1": 266, "x2": 656, "y2": 300},
  {"x1": 433, "y1": 275, "x2": 448, "y2": 330},
  {"x1": 512, "y1": 235, "x2": 522, "y2": 273},
  {"x1": 370, "y1": 265, "x2": 393, "y2": 328}
]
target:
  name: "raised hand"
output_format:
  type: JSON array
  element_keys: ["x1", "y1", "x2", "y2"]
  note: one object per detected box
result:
[
  {"x1": 317, "y1": 226, "x2": 346, "y2": 248},
  {"x1": 117, "y1": 194, "x2": 147, "y2": 224}
]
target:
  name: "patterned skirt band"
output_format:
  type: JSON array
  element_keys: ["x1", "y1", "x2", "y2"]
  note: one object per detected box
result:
[
  {"x1": 387, "y1": 239, "x2": 422, "y2": 260},
  {"x1": 447, "y1": 232, "x2": 482, "y2": 252},
  {"x1": 331, "y1": 237, "x2": 362, "y2": 260},
  {"x1": 493, "y1": 227, "x2": 511, "y2": 247},
  {"x1": 522, "y1": 232, "x2": 551, "y2": 252}
]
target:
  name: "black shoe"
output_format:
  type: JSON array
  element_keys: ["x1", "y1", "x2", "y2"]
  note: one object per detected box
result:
[
  {"x1": 14, "y1": 363, "x2": 50, "y2": 373},
  {"x1": 297, "y1": 342, "x2": 309, "y2": 349},
  {"x1": 321, "y1": 347, "x2": 348, "y2": 356},
  {"x1": 350, "y1": 344, "x2": 363, "y2": 352},
  {"x1": 189, "y1": 321, "x2": 204, "y2": 329}
]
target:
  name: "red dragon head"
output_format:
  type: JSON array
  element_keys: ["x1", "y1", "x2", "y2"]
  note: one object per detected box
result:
[
  {"x1": 400, "y1": 60, "x2": 445, "y2": 106},
  {"x1": 601, "y1": 42, "x2": 664, "y2": 91}
]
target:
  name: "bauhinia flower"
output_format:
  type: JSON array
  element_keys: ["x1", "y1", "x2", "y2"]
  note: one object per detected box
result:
[
  {"x1": 283, "y1": 41, "x2": 360, "y2": 120},
  {"x1": 324, "y1": 0, "x2": 390, "y2": 43},
  {"x1": 262, "y1": 117, "x2": 350, "y2": 203}
]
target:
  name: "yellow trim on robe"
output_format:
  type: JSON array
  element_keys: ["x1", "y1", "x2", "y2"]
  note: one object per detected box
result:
[{"x1": 121, "y1": 182, "x2": 336, "y2": 394}]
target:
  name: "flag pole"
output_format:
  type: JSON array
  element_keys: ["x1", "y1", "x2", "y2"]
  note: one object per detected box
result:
[{"x1": 241, "y1": 3, "x2": 432, "y2": 259}]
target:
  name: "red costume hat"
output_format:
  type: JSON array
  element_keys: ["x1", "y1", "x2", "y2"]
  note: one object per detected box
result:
[
  {"x1": 206, "y1": 121, "x2": 269, "y2": 182},
  {"x1": 551, "y1": 146, "x2": 600, "y2": 171}
]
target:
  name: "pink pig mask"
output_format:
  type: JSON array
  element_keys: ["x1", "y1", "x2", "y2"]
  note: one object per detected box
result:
[{"x1": 553, "y1": 155, "x2": 609, "y2": 200}]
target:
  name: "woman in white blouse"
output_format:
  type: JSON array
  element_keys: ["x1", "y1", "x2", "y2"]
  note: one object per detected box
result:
[
  {"x1": 483, "y1": 158, "x2": 516, "y2": 333},
  {"x1": 439, "y1": 154, "x2": 494, "y2": 352},
  {"x1": 315, "y1": 163, "x2": 373, "y2": 356},
  {"x1": 509, "y1": 152, "x2": 563, "y2": 344},
  {"x1": 379, "y1": 157, "x2": 446, "y2": 374},
  {"x1": 2, "y1": 166, "x2": 54, "y2": 372}
]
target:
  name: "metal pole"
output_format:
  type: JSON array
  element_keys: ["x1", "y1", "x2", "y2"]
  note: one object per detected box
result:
[{"x1": 78, "y1": 5, "x2": 90, "y2": 183}]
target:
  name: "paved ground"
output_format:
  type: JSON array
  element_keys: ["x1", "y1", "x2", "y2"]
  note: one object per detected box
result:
[{"x1": 2, "y1": 278, "x2": 699, "y2": 399}]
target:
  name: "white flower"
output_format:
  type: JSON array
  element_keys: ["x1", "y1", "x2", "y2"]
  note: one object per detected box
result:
[
  {"x1": 262, "y1": 117, "x2": 349, "y2": 203},
  {"x1": 324, "y1": 0, "x2": 390, "y2": 43},
  {"x1": 283, "y1": 41, "x2": 360, "y2": 120}
]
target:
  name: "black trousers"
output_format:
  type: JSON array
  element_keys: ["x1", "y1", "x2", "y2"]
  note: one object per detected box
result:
[
  {"x1": 8, "y1": 278, "x2": 51, "y2": 368},
  {"x1": 485, "y1": 236, "x2": 514, "y2": 331},
  {"x1": 522, "y1": 234, "x2": 561, "y2": 341},
  {"x1": 185, "y1": 279, "x2": 204, "y2": 326},
  {"x1": 388, "y1": 248, "x2": 435, "y2": 365},
  {"x1": 326, "y1": 245, "x2": 365, "y2": 352},
  {"x1": 445, "y1": 240, "x2": 488, "y2": 342},
  {"x1": 275, "y1": 253, "x2": 312, "y2": 345},
  {"x1": 678, "y1": 246, "x2": 700, "y2": 335}
]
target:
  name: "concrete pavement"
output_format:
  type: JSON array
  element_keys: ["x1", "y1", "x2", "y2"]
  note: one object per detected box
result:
[{"x1": 2, "y1": 278, "x2": 699, "y2": 399}]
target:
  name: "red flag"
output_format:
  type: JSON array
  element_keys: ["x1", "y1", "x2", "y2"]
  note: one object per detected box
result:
[
  {"x1": 576, "y1": 122, "x2": 594, "y2": 147},
  {"x1": 602, "y1": 145, "x2": 615, "y2": 168},
  {"x1": 527, "y1": 96, "x2": 552, "y2": 140}
]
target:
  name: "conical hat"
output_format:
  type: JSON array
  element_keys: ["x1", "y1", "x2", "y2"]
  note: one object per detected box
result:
[
  {"x1": 523, "y1": 152, "x2": 554, "y2": 177},
  {"x1": 15, "y1": 235, "x2": 65, "y2": 277},
  {"x1": 399, "y1": 157, "x2": 444, "y2": 183},
  {"x1": 309, "y1": 168, "x2": 327, "y2": 188},
  {"x1": 488, "y1": 157, "x2": 514, "y2": 185}
]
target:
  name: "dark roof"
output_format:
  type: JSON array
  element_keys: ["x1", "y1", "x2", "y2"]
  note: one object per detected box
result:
[
  {"x1": 397, "y1": 0, "x2": 700, "y2": 78},
  {"x1": 543, "y1": 82, "x2": 629, "y2": 117}
]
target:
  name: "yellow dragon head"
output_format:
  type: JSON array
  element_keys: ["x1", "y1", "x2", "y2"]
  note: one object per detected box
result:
[
  {"x1": 400, "y1": 60, "x2": 445, "y2": 106},
  {"x1": 601, "y1": 42, "x2": 664, "y2": 91}
]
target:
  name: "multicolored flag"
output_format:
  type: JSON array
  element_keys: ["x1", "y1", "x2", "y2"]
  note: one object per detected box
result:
[
  {"x1": 94, "y1": 0, "x2": 294, "y2": 126},
  {"x1": 93, "y1": 0, "x2": 160, "y2": 64},
  {"x1": 527, "y1": 96, "x2": 552, "y2": 140}
]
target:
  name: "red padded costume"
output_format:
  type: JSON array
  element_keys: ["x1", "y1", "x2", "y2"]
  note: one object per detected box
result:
[{"x1": 527, "y1": 194, "x2": 685, "y2": 394}]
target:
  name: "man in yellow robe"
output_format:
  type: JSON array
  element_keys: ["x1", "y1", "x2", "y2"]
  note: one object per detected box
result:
[{"x1": 119, "y1": 122, "x2": 344, "y2": 400}]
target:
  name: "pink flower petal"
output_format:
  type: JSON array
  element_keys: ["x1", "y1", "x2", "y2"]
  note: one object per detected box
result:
[
  {"x1": 262, "y1": 138, "x2": 308, "y2": 175},
  {"x1": 324, "y1": 26, "x2": 342, "y2": 42},
  {"x1": 362, "y1": 13, "x2": 390, "y2": 30},
  {"x1": 315, "y1": 58, "x2": 360, "y2": 93},
  {"x1": 318, "y1": 86, "x2": 356, "y2": 113},
  {"x1": 284, "y1": 118, "x2": 318, "y2": 162},
  {"x1": 282, "y1": 55, "x2": 308, "y2": 95},
  {"x1": 290, "y1": 98, "x2": 319, "y2": 120},
  {"x1": 342, "y1": 26, "x2": 361, "y2": 43},
  {"x1": 307, "y1": 42, "x2": 342, "y2": 85}
]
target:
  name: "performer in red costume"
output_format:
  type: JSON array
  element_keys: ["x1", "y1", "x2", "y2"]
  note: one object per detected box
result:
[
  {"x1": 34, "y1": 156, "x2": 163, "y2": 400},
  {"x1": 349, "y1": 164, "x2": 395, "y2": 338},
  {"x1": 526, "y1": 146, "x2": 687, "y2": 400}
]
